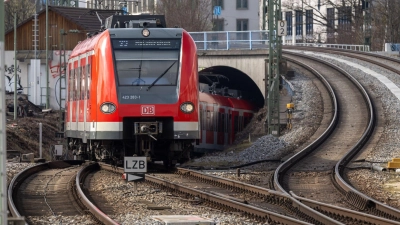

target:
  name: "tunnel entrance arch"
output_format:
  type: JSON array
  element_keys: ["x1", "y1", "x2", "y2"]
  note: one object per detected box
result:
[{"x1": 199, "y1": 66, "x2": 264, "y2": 108}]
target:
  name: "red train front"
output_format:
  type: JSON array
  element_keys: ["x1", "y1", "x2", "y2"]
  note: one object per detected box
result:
[{"x1": 65, "y1": 15, "x2": 199, "y2": 165}]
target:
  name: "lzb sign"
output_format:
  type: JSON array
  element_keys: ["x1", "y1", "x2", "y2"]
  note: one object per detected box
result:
[{"x1": 124, "y1": 157, "x2": 147, "y2": 173}]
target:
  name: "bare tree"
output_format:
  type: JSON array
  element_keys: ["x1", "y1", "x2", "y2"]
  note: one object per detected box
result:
[
  {"x1": 4, "y1": 0, "x2": 36, "y2": 31},
  {"x1": 156, "y1": 0, "x2": 213, "y2": 31},
  {"x1": 371, "y1": 0, "x2": 400, "y2": 50}
]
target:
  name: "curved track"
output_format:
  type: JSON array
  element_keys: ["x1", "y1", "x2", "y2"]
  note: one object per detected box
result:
[{"x1": 274, "y1": 51, "x2": 400, "y2": 224}]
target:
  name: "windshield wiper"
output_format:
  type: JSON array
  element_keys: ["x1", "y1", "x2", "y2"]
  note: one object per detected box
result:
[{"x1": 147, "y1": 61, "x2": 177, "y2": 91}]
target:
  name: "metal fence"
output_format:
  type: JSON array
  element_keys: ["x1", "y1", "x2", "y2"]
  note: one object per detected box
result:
[
  {"x1": 189, "y1": 31, "x2": 269, "y2": 50},
  {"x1": 189, "y1": 30, "x2": 370, "y2": 52}
]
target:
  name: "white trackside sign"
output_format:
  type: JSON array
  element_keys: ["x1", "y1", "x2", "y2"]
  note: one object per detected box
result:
[{"x1": 124, "y1": 157, "x2": 147, "y2": 173}]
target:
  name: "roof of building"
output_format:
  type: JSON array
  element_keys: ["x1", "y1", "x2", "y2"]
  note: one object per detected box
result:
[{"x1": 6, "y1": 6, "x2": 123, "y2": 34}]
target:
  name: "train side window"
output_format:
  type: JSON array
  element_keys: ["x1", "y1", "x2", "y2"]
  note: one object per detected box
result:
[
  {"x1": 234, "y1": 115, "x2": 239, "y2": 133},
  {"x1": 207, "y1": 110, "x2": 210, "y2": 131},
  {"x1": 224, "y1": 113, "x2": 227, "y2": 133},
  {"x1": 68, "y1": 67, "x2": 73, "y2": 101},
  {"x1": 229, "y1": 114, "x2": 232, "y2": 133},
  {"x1": 74, "y1": 67, "x2": 80, "y2": 101},
  {"x1": 199, "y1": 104, "x2": 205, "y2": 130},
  {"x1": 73, "y1": 68, "x2": 77, "y2": 101},
  {"x1": 218, "y1": 112, "x2": 223, "y2": 132},
  {"x1": 240, "y1": 115, "x2": 242, "y2": 132},
  {"x1": 81, "y1": 65, "x2": 86, "y2": 100},
  {"x1": 87, "y1": 64, "x2": 91, "y2": 100}
]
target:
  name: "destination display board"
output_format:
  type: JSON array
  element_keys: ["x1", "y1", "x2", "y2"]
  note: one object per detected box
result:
[{"x1": 112, "y1": 39, "x2": 181, "y2": 49}]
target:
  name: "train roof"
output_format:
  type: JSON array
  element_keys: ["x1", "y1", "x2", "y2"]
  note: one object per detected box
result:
[
  {"x1": 200, "y1": 92, "x2": 231, "y2": 108},
  {"x1": 228, "y1": 98, "x2": 256, "y2": 111},
  {"x1": 69, "y1": 31, "x2": 106, "y2": 58}
]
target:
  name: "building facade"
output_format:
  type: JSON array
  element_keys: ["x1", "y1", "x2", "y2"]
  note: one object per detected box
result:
[
  {"x1": 278, "y1": 0, "x2": 370, "y2": 45},
  {"x1": 211, "y1": 0, "x2": 259, "y2": 31}
]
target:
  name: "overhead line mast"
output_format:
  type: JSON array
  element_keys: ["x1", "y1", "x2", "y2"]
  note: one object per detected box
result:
[
  {"x1": 0, "y1": 1, "x2": 7, "y2": 224},
  {"x1": 267, "y1": 0, "x2": 282, "y2": 136}
]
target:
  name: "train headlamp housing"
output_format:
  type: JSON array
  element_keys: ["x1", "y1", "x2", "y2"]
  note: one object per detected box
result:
[
  {"x1": 142, "y1": 29, "x2": 150, "y2": 37},
  {"x1": 180, "y1": 102, "x2": 194, "y2": 114},
  {"x1": 100, "y1": 102, "x2": 116, "y2": 114}
]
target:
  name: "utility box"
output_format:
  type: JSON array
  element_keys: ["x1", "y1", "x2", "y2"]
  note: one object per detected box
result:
[{"x1": 55, "y1": 145, "x2": 63, "y2": 156}]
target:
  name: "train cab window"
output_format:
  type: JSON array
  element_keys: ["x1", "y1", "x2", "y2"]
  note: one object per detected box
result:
[{"x1": 112, "y1": 39, "x2": 181, "y2": 87}]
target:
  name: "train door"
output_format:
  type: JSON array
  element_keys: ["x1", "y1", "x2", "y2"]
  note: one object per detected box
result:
[
  {"x1": 75, "y1": 58, "x2": 81, "y2": 136},
  {"x1": 67, "y1": 63, "x2": 73, "y2": 133},
  {"x1": 82, "y1": 55, "x2": 88, "y2": 143}
]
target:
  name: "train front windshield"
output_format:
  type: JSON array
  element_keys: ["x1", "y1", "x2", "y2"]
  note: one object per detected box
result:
[{"x1": 112, "y1": 39, "x2": 181, "y2": 87}]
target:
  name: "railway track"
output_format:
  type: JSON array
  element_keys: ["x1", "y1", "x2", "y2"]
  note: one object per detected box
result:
[
  {"x1": 7, "y1": 49, "x2": 400, "y2": 224},
  {"x1": 8, "y1": 160, "x2": 120, "y2": 225},
  {"x1": 273, "y1": 51, "x2": 400, "y2": 224}
]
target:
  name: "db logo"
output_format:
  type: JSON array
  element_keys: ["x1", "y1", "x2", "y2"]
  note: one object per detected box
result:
[{"x1": 141, "y1": 105, "x2": 155, "y2": 115}]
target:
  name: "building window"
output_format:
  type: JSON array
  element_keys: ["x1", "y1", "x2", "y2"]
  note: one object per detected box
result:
[
  {"x1": 306, "y1": 10, "x2": 313, "y2": 35},
  {"x1": 286, "y1": 11, "x2": 292, "y2": 36},
  {"x1": 212, "y1": 0, "x2": 224, "y2": 9},
  {"x1": 295, "y1": 10, "x2": 303, "y2": 36},
  {"x1": 236, "y1": 0, "x2": 248, "y2": 9},
  {"x1": 327, "y1": 8, "x2": 335, "y2": 38},
  {"x1": 338, "y1": 6, "x2": 351, "y2": 31},
  {"x1": 236, "y1": 19, "x2": 248, "y2": 40}
]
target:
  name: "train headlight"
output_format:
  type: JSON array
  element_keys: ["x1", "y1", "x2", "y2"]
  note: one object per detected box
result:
[
  {"x1": 180, "y1": 102, "x2": 194, "y2": 113},
  {"x1": 142, "y1": 29, "x2": 150, "y2": 37},
  {"x1": 100, "y1": 102, "x2": 116, "y2": 114}
]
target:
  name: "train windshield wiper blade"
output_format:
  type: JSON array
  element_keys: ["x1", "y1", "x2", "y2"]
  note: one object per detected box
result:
[{"x1": 146, "y1": 61, "x2": 177, "y2": 91}]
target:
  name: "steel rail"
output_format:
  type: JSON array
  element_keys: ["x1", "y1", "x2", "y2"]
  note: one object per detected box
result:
[
  {"x1": 145, "y1": 174, "x2": 312, "y2": 225},
  {"x1": 75, "y1": 162, "x2": 120, "y2": 225},
  {"x1": 285, "y1": 47, "x2": 400, "y2": 221}
]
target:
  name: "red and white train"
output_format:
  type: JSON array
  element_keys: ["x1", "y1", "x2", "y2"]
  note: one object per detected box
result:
[{"x1": 65, "y1": 15, "x2": 257, "y2": 166}]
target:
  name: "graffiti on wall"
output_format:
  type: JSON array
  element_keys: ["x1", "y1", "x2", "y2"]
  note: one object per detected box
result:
[{"x1": 4, "y1": 64, "x2": 23, "y2": 93}]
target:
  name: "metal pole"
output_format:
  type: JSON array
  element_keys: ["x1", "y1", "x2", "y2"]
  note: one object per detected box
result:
[
  {"x1": 267, "y1": 0, "x2": 282, "y2": 136},
  {"x1": 39, "y1": 123, "x2": 42, "y2": 158},
  {"x1": 0, "y1": 1, "x2": 8, "y2": 224},
  {"x1": 14, "y1": 14, "x2": 17, "y2": 120},
  {"x1": 46, "y1": 0, "x2": 49, "y2": 109}
]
